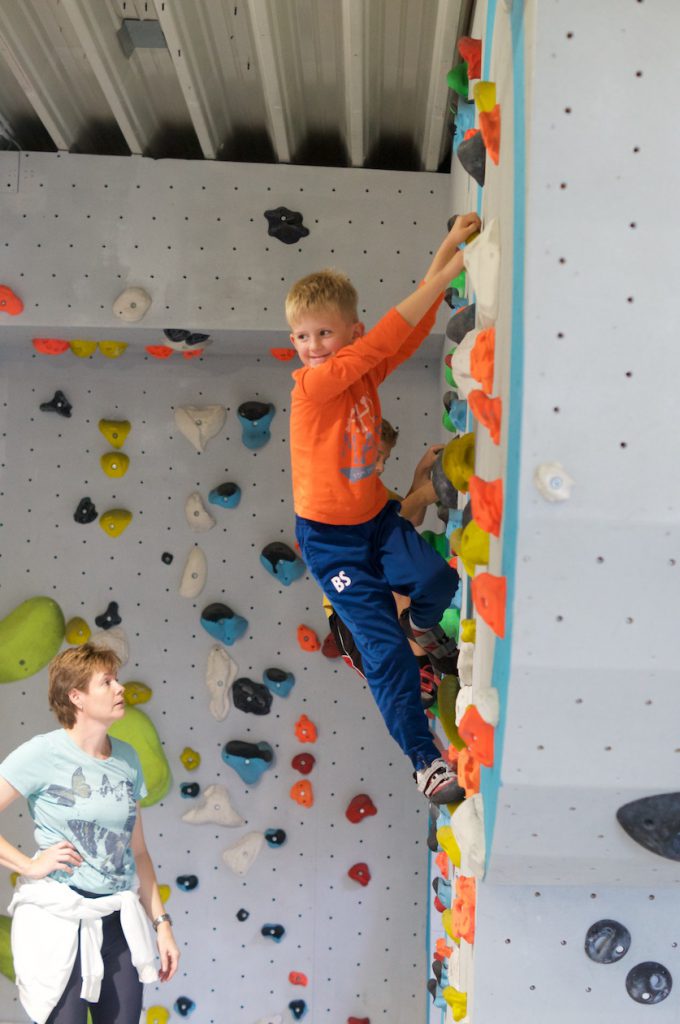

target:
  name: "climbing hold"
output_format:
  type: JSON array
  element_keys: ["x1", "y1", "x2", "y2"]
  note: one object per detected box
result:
[
  {"x1": 460, "y1": 619, "x2": 476, "y2": 644},
  {"x1": 176, "y1": 875, "x2": 198, "y2": 892},
  {"x1": 99, "y1": 419, "x2": 131, "y2": 449},
  {"x1": 469, "y1": 391, "x2": 501, "y2": 445},
  {"x1": 457, "y1": 130, "x2": 486, "y2": 187},
  {"x1": 174, "y1": 405, "x2": 226, "y2": 453},
  {"x1": 446, "y1": 62, "x2": 469, "y2": 98},
  {"x1": 0, "y1": 597, "x2": 65, "y2": 684},
  {"x1": 100, "y1": 452, "x2": 130, "y2": 478},
  {"x1": 449, "y1": 329, "x2": 478, "y2": 400},
  {"x1": 456, "y1": 642, "x2": 474, "y2": 687},
  {"x1": 437, "y1": 675, "x2": 464, "y2": 750},
  {"x1": 422, "y1": 529, "x2": 450, "y2": 561},
  {"x1": 468, "y1": 476, "x2": 502, "y2": 537},
  {"x1": 445, "y1": 302, "x2": 476, "y2": 346},
  {"x1": 457, "y1": 37, "x2": 481, "y2": 78},
  {"x1": 264, "y1": 207, "x2": 309, "y2": 245},
  {"x1": 480, "y1": 105, "x2": 501, "y2": 165},
  {"x1": 65, "y1": 617, "x2": 90, "y2": 645},
  {"x1": 290, "y1": 780, "x2": 314, "y2": 808},
  {"x1": 109, "y1": 705, "x2": 172, "y2": 806},
  {"x1": 451, "y1": 793, "x2": 486, "y2": 877},
  {"x1": 94, "y1": 601, "x2": 122, "y2": 631},
  {"x1": 237, "y1": 401, "x2": 276, "y2": 450},
  {"x1": 431, "y1": 455, "x2": 459, "y2": 509},
  {"x1": 236, "y1": 908, "x2": 249, "y2": 922},
  {"x1": 179, "y1": 546, "x2": 207, "y2": 599},
  {"x1": 163, "y1": 329, "x2": 211, "y2": 353},
  {"x1": 295, "y1": 714, "x2": 318, "y2": 743},
  {"x1": 123, "y1": 681, "x2": 151, "y2": 706},
  {"x1": 442, "y1": 393, "x2": 468, "y2": 434},
  {"x1": 0, "y1": 284, "x2": 23, "y2": 315},
  {"x1": 436, "y1": 826, "x2": 462, "y2": 868},
  {"x1": 180, "y1": 747, "x2": 201, "y2": 771},
  {"x1": 208, "y1": 482, "x2": 241, "y2": 509},
  {"x1": 33, "y1": 337, "x2": 70, "y2": 355},
  {"x1": 173, "y1": 996, "x2": 196, "y2": 1017},
  {"x1": 260, "y1": 541, "x2": 305, "y2": 585},
  {"x1": 146, "y1": 1006, "x2": 169, "y2": 1024},
  {"x1": 261, "y1": 923, "x2": 285, "y2": 942},
  {"x1": 264, "y1": 828, "x2": 287, "y2": 848},
  {"x1": 113, "y1": 286, "x2": 151, "y2": 323},
  {"x1": 471, "y1": 573, "x2": 506, "y2": 638},
  {"x1": 180, "y1": 782, "x2": 200, "y2": 798},
  {"x1": 459, "y1": 521, "x2": 490, "y2": 573},
  {"x1": 161, "y1": 552, "x2": 174, "y2": 565},
  {"x1": 442, "y1": 987, "x2": 467, "y2": 1021},
  {"x1": 321, "y1": 631, "x2": 340, "y2": 658},
  {"x1": 222, "y1": 740, "x2": 274, "y2": 785},
  {"x1": 99, "y1": 509, "x2": 133, "y2": 538},
  {"x1": 89, "y1": 625, "x2": 129, "y2": 665},
  {"x1": 432, "y1": 876, "x2": 452, "y2": 910},
  {"x1": 459, "y1": 705, "x2": 494, "y2": 766},
  {"x1": 69, "y1": 340, "x2": 97, "y2": 358},
  {"x1": 451, "y1": 876, "x2": 476, "y2": 944},
  {"x1": 98, "y1": 341, "x2": 128, "y2": 358},
  {"x1": 200, "y1": 603, "x2": 248, "y2": 645},
  {"x1": 435, "y1": 851, "x2": 450, "y2": 879},
  {"x1": 442, "y1": 433, "x2": 475, "y2": 492},
  {"x1": 40, "y1": 390, "x2": 72, "y2": 417},
  {"x1": 233, "y1": 677, "x2": 273, "y2": 715},
  {"x1": 617, "y1": 793, "x2": 680, "y2": 860},
  {"x1": 222, "y1": 831, "x2": 264, "y2": 875},
  {"x1": 626, "y1": 963, "x2": 672, "y2": 1005},
  {"x1": 185, "y1": 492, "x2": 215, "y2": 532},
  {"x1": 206, "y1": 644, "x2": 238, "y2": 721},
  {"x1": 182, "y1": 783, "x2": 244, "y2": 827},
  {"x1": 270, "y1": 347, "x2": 295, "y2": 361},
  {"x1": 533, "y1": 462, "x2": 574, "y2": 502},
  {"x1": 289, "y1": 972, "x2": 308, "y2": 986},
  {"x1": 473, "y1": 81, "x2": 496, "y2": 113},
  {"x1": 347, "y1": 1018, "x2": 369, "y2": 1024},
  {"x1": 146, "y1": 345, "x2": 173, "y2": 359},
  {"x1": 585, "y1": 920, "x2": 632, "y2": 964},
  {"x1": 345, "y1": 794, "x2": 377, "y2": 823},
  {"x1": 348, "y1": 863, "x2": 371, "y2": 887},
  {"x1": 291, "y1": 753, "x2": 315, "y2": 775},
  {"x1": 288, "y1": 1001, "x2": 307, "y2": 1020},
  {"x1": 263, "y1": 667, "x2": 295, "y2": 698},
  {"x1": 457, "y1": 749, "x2": 480, "y2": 798},
  {"x1": 464, "y1": 218, "x2": 500, "y2": 325},
  {"x1": 74, "y1": 497, "x2": 98, "y2": 524},
  {"x1": 297, "y1": 624, "x2": 320, "y2": 652},
  {"x1": 469, "y1": 326, "x2": 495, "y2": 394}
]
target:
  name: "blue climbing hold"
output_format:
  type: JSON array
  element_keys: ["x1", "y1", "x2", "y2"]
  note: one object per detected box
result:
[
  {"x1": 264, "y1": 828, "x2": 287, "y2": 848},
  {"x1": 433, "y1": 876, "x2": 452, "y2": 909},
  {"x1": 208, "y1": 482, "x2": 241, "y2": 509},
  {"x1": 454, "y1": 100, "x2": 476, "y2": 141},
  {"x1": 259, "y1": 542, "x2": 305, "y2": 586},
  {"x1": 180, "y1": 782, "x2": 200, "y2": 798},
  {"x1": 443, "y1": 394, "x2": 468, "y2": 433},
  {"x1": 289, "y1": 1001, "x2": 307, "y2": 1020},
  {"x1": 222, "y1": 740, "x2": 274, "y2": 785},
  {"x1": 176, "y1": 875, "x2": 198, "y2": 891},
  {"x1": 174, "y1": 996, "x2": 196, "y2": 1017},
  {"x1": 446, "y1": 509, "x2": 464, "y2": 534},
  {"x1": 200, "y1": 603, "x2": 248, "y2": 645},
  {"x1": 237, "y1": 401, "x2": 275, "y2": 450},
  {"x1": 261, "y1": 923, "x2": 285, "y2": 942},
  {"x1": 262, "y1": 667, "x2": 295, "y2": 698}
]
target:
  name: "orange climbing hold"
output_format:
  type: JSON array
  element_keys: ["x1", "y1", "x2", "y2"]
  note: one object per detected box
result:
[
  {"x1": 295, "y1": 714, "x2": 318, "y2": 743},
  {"x1": 290, "y1": 780, "x2": 314, "y2": 807},
  {"x1": 270, "y1": 347, "x2": 295, "y2": 361},
  {"x1": 468, "y1": 476, "x2": 503, "y2": 537},
  {"x1": 463, "y1": 128, "x2": 478, "y2": 142},
  {"x1": 470, "y1": 326, "x2": 495, "y2": 394},
  {"x1": 434, "y1": 937, "x2": 453, "y2": 961},
  {"x1": 457, "y1": 37, "x2": 481, "y2": 79},
  {"x1": 33, "y1": 337, "x2": 70, "y2": 355},
  {"x1": 289, "y1": 971, "x2": 308, "y2": 986},
  {"x1": 435, "y1": 850, "x2": 450, "y2": 879},
  {"x1": 480, "y1": 104, "x2": 501, "y2": 165},
  {"x1": 0, "y1": 285, "x2": 23, "y2": 315},
  {"x1": 468, "y1": 391, "x2": 502, "y2": 445},
  {"x1": 471, "y1": 572, "x2": 506, "y2": 638},
  {"x1": 458, "y1": 705, "x2": 495, "y2": 767},
  {"x1": 297, "y1": 624, "x2": 320, "y2": 652},
  {"x1": 451, "y1": 876, "x2": 477, "y2": 944},
  {"x1": 457, "y1": 749, "x2": 481, "y2": 797}
]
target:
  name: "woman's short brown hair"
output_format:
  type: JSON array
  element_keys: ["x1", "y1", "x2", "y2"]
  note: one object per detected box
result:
[{"x1": 48, "y1": 644, "x2": 121, "y2": 728}]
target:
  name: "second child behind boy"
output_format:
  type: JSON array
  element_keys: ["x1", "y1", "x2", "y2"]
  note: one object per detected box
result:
[{"x1": 287, "y1": 212, "x2": 480, "y2": 804}]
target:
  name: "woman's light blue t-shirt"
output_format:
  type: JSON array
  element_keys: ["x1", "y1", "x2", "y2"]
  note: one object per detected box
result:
[{"x1": 0, "y1": 730, "x2": 146, "y2": 894}]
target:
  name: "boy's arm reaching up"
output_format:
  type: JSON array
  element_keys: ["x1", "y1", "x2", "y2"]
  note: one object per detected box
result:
[{"x1": 396, "y1": 212, "x2": 480, "y2": 326}]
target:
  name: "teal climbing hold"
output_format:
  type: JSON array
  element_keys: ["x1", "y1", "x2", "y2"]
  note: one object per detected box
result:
[
  {"x1": 222, "y1": 740, "x2": 274, "y2": 784},
  {"x1": 237, "y1": 401, "x2": 276, "y2": 450},
  {"x1": 0, "y1": 597, "x2": 65, "y2": 683},
  {"x1": 200, "y1": 603, "x2": 248, "y2": 645},
  {"x1": 263, "y1": 667, "x2": 295, "y2": 698},
  {"x1": 260, "y1": 543, "x2": 305, "y2": 586}
]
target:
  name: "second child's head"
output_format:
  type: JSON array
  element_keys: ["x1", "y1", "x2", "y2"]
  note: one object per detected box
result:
[{"x1": 286, "y1": 269, "x2": 365, "y2": 368}]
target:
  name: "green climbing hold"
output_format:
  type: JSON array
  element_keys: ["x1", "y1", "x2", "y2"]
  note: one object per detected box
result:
[
  {"x1": 440, "y1": 607, "x2": 460, "y2": 642},
  {"x1": 447, "y1": 62, "x2": 469, "y2": 98},
  {"x1": 451, "y1": 270, "x2": 466, "y2": 293},
  {"x1": 109, "y1": 706, "x2": 171, "y2": 807},
  {"x1": 0, "y1": 597, "x2": 65, "y2": 683},
  {"x1": 0, "y1": 914, "x2": 14, "y2": 981},
  {"x1": 422, "y1": 530, "x2": 450, "y2": 561}
]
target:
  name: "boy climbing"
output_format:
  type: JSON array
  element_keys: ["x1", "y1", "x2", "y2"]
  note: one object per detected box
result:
[{"x1": 286, "y1": 212, "x2": 480, "y2": 804}]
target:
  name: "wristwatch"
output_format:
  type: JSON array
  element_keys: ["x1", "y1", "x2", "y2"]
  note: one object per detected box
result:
[{"x1": 152, "y1": 913, "x2": 173, "y2": 931}]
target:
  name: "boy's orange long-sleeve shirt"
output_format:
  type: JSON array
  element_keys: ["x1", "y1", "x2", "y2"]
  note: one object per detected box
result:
[{"x1": 290, "y1": 295, "x2": 443, "y2": 525}]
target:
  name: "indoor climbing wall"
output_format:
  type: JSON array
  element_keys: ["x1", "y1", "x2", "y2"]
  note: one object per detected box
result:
[
  {"x1": 426, "y1": 0, "x2": 680, "y2": 1022},
  {"x1": 0, "y1": 156, "x2": 451, "y2": 1024}
]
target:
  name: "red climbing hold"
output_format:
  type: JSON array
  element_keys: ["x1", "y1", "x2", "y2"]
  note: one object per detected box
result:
[
  {"x1": 480, "y1": 105, "x2": 501, "y2": 165},
  {"x1": 348, "y1": 862, "x2": 371, "y2": 887},
  {"x1": 270, "y1": 347, "x2": 295, "y2": 361},
  {"x1": 182, "y1": 349, "x2": 203, "y2": 360},
  {"x1": 345, "y1": 794, "x2": 377, "y2": 824},
  {"x1": 457, "y1": 37, "x2": 482, "y2": 79},
  {"x1": 458, "y1": 705, "x2": 495, "y2": 767},
  {"x1": 294, "y1": 714, "x2": 318, "y2": 743},
  {"x1": 291, "y1": 753, "x2": 315, "y2": 775},
  {"x1": 0, "y1": 285, "x2": 23, "y2": 316},
  {"x1": 433, "y1": 894, "x2": 447, "y2": 914},
  {"x1": 468, "y1": 391, "x2": 502, "y2": 445},
  {"x1": 463, "y1": 128, "x2": 478, "y2": 142},
  {"x1": 470, "y1": 326, "x2": 495, "y2": 394},
  {"x1": 289, "y1": 972, "x2": 308, "y2": 986},
  {"x1": 321, "y1": 631, "x2": 341, "y2": 658},
  {"x1": 471, "y1": 572, "x2": 506, "y2": 638},
  {"x1": 145, "y1": 345, "x2": 173, "y2": 359},
  {"x1": 32, "y1": 337, "x2": 70, "y2": 355},
  {"x1": 297, "y1": 624, "x2": 320, "y2": 652},
  {"x1": 290, "y1": 780, "x2": 314, "y2": 807},
  {"x1": 468, "y1": 476, "x2": 503, "y2": 537},
  {"x1": 348, "y1": 1018, "x2": 370, "y2": 1024},
  {"x1": 434, "y1": 938, "x2": 453, "y2": 961}
]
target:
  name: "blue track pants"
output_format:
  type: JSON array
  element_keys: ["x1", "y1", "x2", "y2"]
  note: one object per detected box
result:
[{"x1": 296, "y1": 501, "x2": 459, "y2": 769}]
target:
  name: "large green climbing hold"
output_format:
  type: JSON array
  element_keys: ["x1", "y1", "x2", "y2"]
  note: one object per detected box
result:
[
  {"x1": 447, "y1": 62, "x2": 469, "y2": 98},
  {"x1": 0, "y1": 597, "x2": 65, "y2": 683},
  {"x1": 0, "y1": 914, "x2": 14, "y2": 981},
  {"x1": 109, "y1": 706, "x2": 171, "y2": 807},
  {"x1": 422, "y1": 530, "x2": 450, "y2": 561}
]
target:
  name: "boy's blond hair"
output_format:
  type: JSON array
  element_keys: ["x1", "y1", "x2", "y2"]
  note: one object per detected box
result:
[
  {"x1": 285, "y1": 269, "x2": 359, "y2": 326},
  {"x1": 48, "y1": 643, "x2": 121, "y2": 728}
]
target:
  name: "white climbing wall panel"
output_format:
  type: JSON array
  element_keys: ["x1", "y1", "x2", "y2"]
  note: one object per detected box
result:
[{"x1": 0, "y1": 156, "x2": 451, "y2": 1023}]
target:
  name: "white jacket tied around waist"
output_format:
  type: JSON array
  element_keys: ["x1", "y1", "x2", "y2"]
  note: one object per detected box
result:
[{"x1": 8, "y1": 876, "x2": 158, "y2": 1024}]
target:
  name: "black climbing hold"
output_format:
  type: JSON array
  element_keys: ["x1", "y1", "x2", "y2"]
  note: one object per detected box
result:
[
  {"x1": 444, "y1": 286, "x2": 461, "y2": 309},
  {"x1": 224, "y1": 739, "x2": 274, "y2": 763},
  {"x1": 264, "y1": 207, "x2": 310, "y2": 245},
  {"x1": 202, "y1": 602, "x2": 235, "y2": 622},
  {"x1": 40, "y1": 390, "x2": 72, "y2": 418},
  {"x1": 445, "y1": 302, "x2": 476, "y2": 345},
  {"x1": 432, "y1": 959, "x2": 443, "y2": 984},
  {"x1": 626, "y1": 962, "x2": 672, "y2": 1004},
  {"x1": 161, "y1": 551, "x2": 174, "y2": 565},
  {"x1": 446, "y1": 214, "x2": 460, "y2": 232},
  {"x1": 232, "y1": 677, "x2": 273, "y2": 716},
  {"x1": 427, "y1": 978, "x2": 438, "y2": 1002},
  {"x1": 74, "y1": 497, "x2": 97, "y2": 524},
  {"x1": 163, "y1": 329, "x2": 211, "y2": 347},
  {"x1": 174, "y1": 995, "x2": 196, "y2": 1017},
  {"x1": 584, "y1": 920, "x2": 631, "y2": 965},
  {"x1": 457, "y1": 130, "x2": 486, "y2": 187},
  {"x1": 236, "y1": 908, "x2": 249, "y2": 922},
  {"x1": 264, "y1": 828, "x2": 287, "y2": 848},
  {"x1": 261, "y1": 542, "x2": 297, "y2": 568},
  {"x1": 176, "y1": 874, "x2": 198, "y2": 891},
  {"x1": 94, "y1": 601, "x2": 121, "y2": 630},
  {"x1": 180, "y1": 782, "x2": 200, "y2": 798},
  {"x1": 427, "y1": 803, "x2": 440, "y2": 853},
  {"x1": 261, "y1": 923, "x2": 285, "y2": 942},
  {"x1": 288, "y1": 1000, "x2": 307, "y2": 1020},
  {"x1": 461, "y1": 500, "x2": 473, "y2": 530},
  {"x1": 238, "y1": 400, "x2": 272, "y2": 423},
  {"x1": 616, "y1": 793, "x2": 680, "y2": 861}
]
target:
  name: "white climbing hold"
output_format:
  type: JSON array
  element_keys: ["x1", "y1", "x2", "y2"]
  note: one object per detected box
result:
[
  {"x1": 182, "y1": 783, "x2": 244, "y2": 827},
  {"x1": 451, "y1": 793, "x2": 486, "y2": 878},
  {"x1": 205, "y1": 644, "x2": 238, "y2": 721},
  {"x1": 179, "y1": 546, "x2": 207, "y2": 598},
  {"x1": 185, "y1": 492, "x2": 215, "y2": 532},
  {"x1": 471, "y1": 688, "x2": 500, "y2": 727},
  {"x1": 450, "y1": 328, "x2": 479, "y2": 399},
  {"x1": 463, "y1": 218, "x2": 500, "y2": 326},
  {"x1": 222, "y1": 831, "x2": 264, "y2": 876},
  {"x1": 174, "y1": 405, "x2": 225, "y2": 453},
  {"x1": 457, "y1": 641, "x2": 475, "y2": 687},
  {"x1": 89, "y1": 626, "x2": 129, "y2": 666},
  {"x1": 455, "y1": 685, "x2": 474, "y2": 726},
  {"x1": 112, "y1": 286, "x2": 151, "y2": 323},
  {"x1": 533, "y1": 461, "x2": 574, "y2": 502}
]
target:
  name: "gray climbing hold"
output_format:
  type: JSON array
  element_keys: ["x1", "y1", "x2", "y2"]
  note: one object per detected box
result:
[
  {"x1": 457, "y1": 130, "x2": 486, "y2": 186},
  {"x1": 584, "y1": 920, "x2": 631, "y2": 964}
]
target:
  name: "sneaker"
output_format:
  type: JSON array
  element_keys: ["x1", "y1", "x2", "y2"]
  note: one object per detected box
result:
[
  {"x1": 414, "y1": 758, "x2": 466, "y2": 805},
  {"x1": 408, "y1": 616, "x2": 459, "y2": 662},
  {"x1": 419, "y1": 661, "x2": 440, "y2": 710}
]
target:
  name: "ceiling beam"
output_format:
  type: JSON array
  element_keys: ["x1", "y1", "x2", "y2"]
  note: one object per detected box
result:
[
  {"x1": 243, "y1": 0, "x2": 291, "y2": 163},
  {"x1": 341, "y1": 0, "x2": 365, "y2": 168},
  {"x1": 420, "y1": 0, "x2": 464, "y2": 171}
]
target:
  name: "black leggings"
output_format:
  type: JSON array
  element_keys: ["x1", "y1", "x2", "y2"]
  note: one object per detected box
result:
[{"x1": 44, "y1": 892, "x2": 144, "y2": 1024}]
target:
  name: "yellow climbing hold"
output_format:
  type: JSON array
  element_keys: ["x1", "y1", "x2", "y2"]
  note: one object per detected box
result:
[
  {"x1": 441, "y1": 908, "x2": 460, "y2": 943},
  {"x1": 465, "y1": 230, "x2": 480, "y2": 245},
  {"x1": 65, "y1": 617, "x2": 91, "y2": 645},
  {"x1": 146, "y1": 1007, "x2": 170, "y2": 1024},
  {"x1": 100, "y1": 452, "x2": 130, "y2": 478},
  {"x1": 438, "y1": 674, "x2": 465, "y2": 750},
  {"x1": 449, "y1": 527, "x2": 463, "y2": 557},
  {"x1": 70, "y1": 340, "x2": 97, "y2": 358},
  {"x1": 158, "y1": 884, "x2": 171, "y2": 904},
  {"x1": 436, "y1": 825, "x2": 462, "y2": 868},
  {"x1": 9, "y1": 872, "x2": 19, "y2": 888},
  {"x1": 473, "y1": 80, "x2": 497, "y2": 113},
  {"x1": 442, "y1": 433, "x2": 475, "y2": 492},
  {"x1": 99, "y1": 509, "x2": 132, "y2": 537},
  {"x1": 98, "y1": 419, "x2": 131, "y2": 449},
  {"x1": 123, "y1": 681, "x2": 152, "y2": 706},
  {"x1": 460, "y1": 520, "x2": 490, "y2": 576},
  {"x1": 443, "y1": 986, "x2": 468, "y2": 1021},
  {"x1": 98, "y1": 341, "x2": 128, "y2": 359},
  {"x1": 460, "y1": 619, "x2": 476, "y2": 643},
  {"x1": 180, "y1": 746, "x2": 201, "y2": 771}
]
